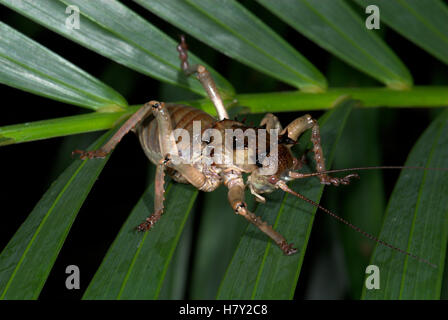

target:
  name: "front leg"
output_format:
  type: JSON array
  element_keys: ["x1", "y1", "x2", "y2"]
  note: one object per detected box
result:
[
  {"x1": 309, "y1": 118, "x2": 358, "y2": 186},
  {"x1": 224, "y1": 170, "x2": 297, "y2": 255},
  {"x1": 283, "y1": 114, "x2": 358, "y2": 186}
]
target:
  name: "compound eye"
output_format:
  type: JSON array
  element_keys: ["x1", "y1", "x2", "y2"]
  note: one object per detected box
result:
[{"x1": 268, "y1": 175, "x2": 279, "y2": 184}]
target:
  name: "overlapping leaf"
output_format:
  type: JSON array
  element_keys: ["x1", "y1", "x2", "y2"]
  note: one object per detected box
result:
[
  {"x1": 0, "y1": 21, "x2": 127, "y2": 110},
  {"x1": 0, "y1": 107, "x2": 137, "y2": 146},
  {"x1": 134, "y1": 0, "x2": 327, "y2": 92},
  {"x1": 0, "y1": 0, "x2": 234, "y2": 98},
  {"x1": 324, "y1": 59, "x2": 385, "y2": 298},
  {"x1": 362, "y1": 109, "x2": 448, "y2": 300},
  {"x1": 354, "y1": 0, "x2": 448, "y2": 66},
  {"x1": 0, "y1": 129, "x2": 116, "y2": 299},
  {"x1": 256, "y1": 0, "x2": 412, "y2": 89},
  {"x1": 83, "y1": 182, "x2": 198, "y2": 299}
]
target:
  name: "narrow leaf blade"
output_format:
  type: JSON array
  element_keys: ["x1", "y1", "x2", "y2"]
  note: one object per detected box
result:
[
  {"x1": 83, "y1": 182, "x2": 198, "y2": 300},
  {"x1": 354, "y1": 0, "x2": 448, "y2": 66},
  {"x1": 0, "y1": 0, "x2": 234, "y2": 98},
  {"x1": 134, "y1": 0, "x2": 327, "y2": 92},
  {"x1": 0, "y1": 107, "x2": 138, "y2": 146},
  {"x1": 362, "y1": 109, "x2": 448, "y2": 300},
  {"x1": 0, "y1": 21, "x2": 127, "y2": 110},
  {"x1": 256, "y1": 0, "x2": 412, "y2": 89},
  {"x1": 0, "y1": 129, "x2": 116, "y2": 299}
]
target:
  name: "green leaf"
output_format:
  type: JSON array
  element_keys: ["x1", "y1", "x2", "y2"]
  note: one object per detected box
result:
[
  {"x1": 325, "y1": 59, "x2": 385, "y2": 298},
  {"x1": 0, "y1": 129, "x2": 116, "y2": 299},
  {"x1": 0, "y1": 21, "x2": 127, "y2": 111},
  {"x1": 82, "y1": 182, "x2": 198, "y2": 300},
  {"x1": 0, "y1": 0, "x2": 234, "y2": 98},
  {"x1": 188, "y1": 186, "x2": 252, "y2": 299},
  {"x1": 217, "y1": 99, "x2": 354, "y2": 299},
  {"x1": 157, "y1": 211, "x2": 194, "y2": 299},
  {"x1": 362, "y1": 109, "x2": 448, "y2": 300},
  {"x1": 256, "y1": 0, "x2": 412, "y2": 89},
  {"x1": 2, "y1": 86, "x2": 448, "y2": 147},
  {"x1": 354, "y1": 0, "x2": 448, "y2": 66},
  {"x1": 0, "y1": 107, "x2": 138, "y2": 146},
  {"x1": 328, "y1": 109, "x2": 385, "y2": 298},
  {"x1": 234, "y1": 86, "x2": 448, "y2": 113},
  {"x1": 134, "y1": 0, "x2": 327, "y2": 92}
]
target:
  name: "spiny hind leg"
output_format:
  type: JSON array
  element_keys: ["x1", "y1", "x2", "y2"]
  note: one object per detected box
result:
[
  {"x1": 72, "y1": 102, "x2": 155, "y2": 159},
  {"x1": 177, "y1": 35, "x2": 228, "y2": 120},
  {"x1": 225, "y1": 172, "x2": 297, "y2": 255}
]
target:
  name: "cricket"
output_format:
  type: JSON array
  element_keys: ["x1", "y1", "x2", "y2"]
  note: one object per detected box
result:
[{"x1": 70, "y1": 36, "x2": 441, "y2": 268}]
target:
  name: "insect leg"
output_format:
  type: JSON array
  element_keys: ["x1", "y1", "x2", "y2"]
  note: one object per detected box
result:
[
  {"x1": 309, "y1": 118, "x2": 358, "y2": 186},
  {"x1": 284, "y1": 115, "x2": 357, "y2": 186},
  {"x1": 137, "y1": 162, "x2": 166, "y2": 231},
  {"x1": 177, "y1": 35, "x2": 229, "y2": 120},
  {"x1": 260, "y1": 113, "x2": 282, "y2": 131},
  {"x1": 72, "y1": 102, "x2": 154, "y2": 159},
  {"x1": 281, "y1": 114, "x2": 314, "y2": 142},
  {"x1": 225, "y1": 172, "x2": 297, "y2": 255}
]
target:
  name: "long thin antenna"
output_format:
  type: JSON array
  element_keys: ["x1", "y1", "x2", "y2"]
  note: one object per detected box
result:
[
  {"x1": 289, "y1": 165, "x2": 448, "y2": 180},
  {"x1": 276, "y1": 181, "x2": 437, "y2": 268}
]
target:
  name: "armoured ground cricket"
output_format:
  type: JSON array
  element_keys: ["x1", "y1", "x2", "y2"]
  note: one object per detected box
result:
[{"x1": 73, "y1": 36, "x2": 438, "y2": 267}]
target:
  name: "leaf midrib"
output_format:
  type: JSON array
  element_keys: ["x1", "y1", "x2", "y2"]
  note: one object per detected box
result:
[
  {"x1": 250, "y1": 192, "x2": 289, "y2": 299},
  {"x1": 0, "y1": 160, "x2": 87, "y2": 299},
  {"x1": 0, "y1": 50, "x2": 116, "y2": 108},
  {"x1": 116, "y1": 184, "x2": 174, "y2": 299},
  {"x1": 398, "y1": 117, "x2": 443, "y2": 299},
  {"x1": 301, "y1": 0, "x2": 405, "y2": 83},
  {"x1": 184, "y1": 0, "x2": 321, "y2": 86},
  {"x1": 58, "y1": 0, "x2": 184, "y2": 75},
  {"x1": 396, "y1": 0, "x2": 448, "y2": 46}
]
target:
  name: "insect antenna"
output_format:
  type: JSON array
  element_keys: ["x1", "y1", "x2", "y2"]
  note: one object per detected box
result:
[
  {"x1": 276, "y1": 180, "x2": 438, "y2": 268},
  {"x1": 289, "y1": 165, "x2": 448, "y2": 180}
]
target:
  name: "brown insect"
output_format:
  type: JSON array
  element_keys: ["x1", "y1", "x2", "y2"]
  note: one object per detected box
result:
[{"x1": 73, "y1": 36, "x2": 434, "y2": 266}]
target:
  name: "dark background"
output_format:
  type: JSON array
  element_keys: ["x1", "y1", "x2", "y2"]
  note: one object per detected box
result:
[{"x1": 1, "y1": 0, "x2": 447, "y2": 299}]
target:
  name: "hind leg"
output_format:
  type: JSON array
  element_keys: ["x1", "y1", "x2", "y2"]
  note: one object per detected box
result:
[
  {"x1": 177, "y1": 35, "x2": 229, "y2": 120},
  {"x1": 72, "y1": 102, "x2": 154, "y2": 159},
  {"x1": 137, "y1": 161, "x2": 167, "y2": 231}
]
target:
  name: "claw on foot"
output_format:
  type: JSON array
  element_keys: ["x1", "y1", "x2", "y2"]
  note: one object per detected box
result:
[
  {"x1": 136, "y1": 218, "x2": 154, "y2": 232},
  {"x1": 136, "y1": 210, "x2": 163, "y2": 232},
  {"x1": 72, "y1": 149, "x2": 108, "y2": 160},
  {"x1": 280, "y1": 241, "x2": 298, "y2": 256}
]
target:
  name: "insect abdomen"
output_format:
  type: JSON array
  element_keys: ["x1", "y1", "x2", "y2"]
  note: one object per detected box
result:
[{"x1": 136, "y1": 104, "x2": 215, "y2": 165}]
